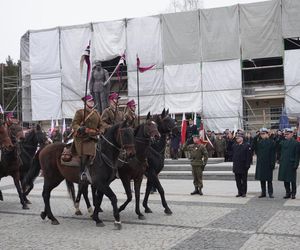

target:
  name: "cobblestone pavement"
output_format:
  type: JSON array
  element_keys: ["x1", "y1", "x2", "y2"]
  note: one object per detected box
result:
[{"x1": 1, "y1": 169, "x2": 300, "y2": 250}]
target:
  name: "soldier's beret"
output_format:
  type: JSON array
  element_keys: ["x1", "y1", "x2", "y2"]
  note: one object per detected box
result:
[
  {"x1": 81, "y1": 94, "x2": 93, "y2": 102},
  {"x1": 109, "y1": 92, "x2": 120, "y2": 101}
]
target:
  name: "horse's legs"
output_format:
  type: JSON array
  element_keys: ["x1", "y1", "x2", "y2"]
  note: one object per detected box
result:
[
  {"x1": 0, "y1": 189, "x2": 3, "y2": 201},
  {"x1": 23, "y1": 183, "x2": 33, "y2": 204},
  {"x1": 118, "y1": 176, "x2": 133, "y2": 213},
  {"x1": 12, "y1": 173, "x2": 28, "y2": 210},
  {"x1": 93, "y1": 185, "x2": 103, "y2": 213},
  {"x1": 41, "y1": 179, "x2": 63, "y2": 225},
  {"x1": 82, "y1": 184, "x2": 93, "y2": 215},
  {"x1": 143, "y1": 178, "x2": 153, "y2": 213},
  {"x1": 74, "y1": 184, "x2": 83, "y2": 215},
  {"x1": 134, "y1": 176, "x2": 145, "y2": 220},
  {"x1": 92, "y1": 190, "x2": 105, "y2": 227},
  {"x1": 153, "y1": 176, "x2": 172, "y2": 215}
]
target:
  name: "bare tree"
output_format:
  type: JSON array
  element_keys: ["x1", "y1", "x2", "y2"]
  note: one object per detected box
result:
[{"x1": 166, "y1": 0, "x2": 203, "y2": 13}]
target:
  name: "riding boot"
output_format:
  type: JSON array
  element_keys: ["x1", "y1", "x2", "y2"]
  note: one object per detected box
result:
[
  {"x1": 190, "y1": 187, "x2": 200, "y2": 195},
  {"x1": 80, "y1": 155, "x2": 88, "y2": 182}
]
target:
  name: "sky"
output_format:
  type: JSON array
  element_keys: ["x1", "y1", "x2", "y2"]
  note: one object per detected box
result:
[{"x1": 0, "y1": 0, "x2": 269, "y2": 63}]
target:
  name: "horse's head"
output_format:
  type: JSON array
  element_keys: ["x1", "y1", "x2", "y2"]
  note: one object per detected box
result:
[
  {"x1": 155, "y1": 109, "x2": 176, "y2": 135},
  {"x1": 116, "y1": 120, "x2": 136, "y2": 159},
  {"x1": 24, "y1": 124, "x2": 48, "y2": 147},
  {"x1": 143, "y1": 112, "x2": 160, "y2": 141},
  {"x1": 0, "y1": 120, "x2": 14, "y2": 150}
]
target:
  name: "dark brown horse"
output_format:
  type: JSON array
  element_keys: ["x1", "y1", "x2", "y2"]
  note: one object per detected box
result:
[
  {"x1": 39, "y1": 121, "x2": 135, "y2": 228},
  {"x1": 142, "y1": 109, "x2": 176, "y2": 215},
  {"x1": 0, "y1": 120, "x2": 29, "y2": 209}
]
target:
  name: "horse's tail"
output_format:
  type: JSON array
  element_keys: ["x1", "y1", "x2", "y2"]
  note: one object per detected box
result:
[
  {"x1": 65, "y1": 180, "x2": 76, "y2": 204},
  {"x1": 22, "y1": 149, "x2": 42, "y2": 190}
]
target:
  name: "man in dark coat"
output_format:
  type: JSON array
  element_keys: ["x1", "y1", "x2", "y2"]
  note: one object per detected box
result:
[
  {"x1": 232, "y1": 132, "x2": 252, "y2": 197},
  {"x1": 254, "y1": 128, "x2": 276, "y2": 198},
  {"x1": 185, "y1": 119, "x2": 197, "y2": 146},
  {"x1": 278, "y1": 128, "x2": 300, "y2": 199}
]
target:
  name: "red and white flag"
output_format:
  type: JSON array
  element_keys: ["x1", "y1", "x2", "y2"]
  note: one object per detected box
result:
[
  {"x1": 297, "y1": 117, "x2": 300, "y2": 142},
  {"x1": 136, "y1": 56, "x2": 155, "y2": 73},
  {"x1": 181, "y1": 113, "x2": 187, "y2": 145},
  {"x1": 0, "y1": 104, "x2": 4, "y2": 114}
]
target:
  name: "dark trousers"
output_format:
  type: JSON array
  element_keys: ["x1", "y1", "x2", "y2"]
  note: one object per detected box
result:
[
  {"x1": 235, "y1": 172, "x2": 248, "y2": 195},
  {"x1": 260, "y1": 181, "x2": 273, "y2": 195},
  {"x1": 284, "y1": 182, "x2": 297, "y2": 195}
]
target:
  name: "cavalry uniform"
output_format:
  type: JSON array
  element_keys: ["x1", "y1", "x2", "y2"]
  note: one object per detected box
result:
[
  {"x1": 72, "y1": 108, "x2": 104, "y2": 157},
  {"x1": 123, "y1": 100, "x2": 138, "y2": 128},
  {"x1": 5, "y1": 112, "x2": 24, "y2": 144},
  {"x1": 187, "y1": 139, "x2": 208, "y2": 195},
  {"x1": 101, "y1": 106, "x2": 124, "y2": 128},
  {"x1": 278, "y1": 129, "x2": 300, "y2": 199}
]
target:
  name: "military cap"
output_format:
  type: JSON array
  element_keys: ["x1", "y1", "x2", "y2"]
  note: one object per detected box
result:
[
  {"x1": 284, "y1": 128, "x2": 293, "y2": 133},
  {"x1": 108, "y1": 92, "x2": 120, "y2": 101},
  {"x1": 259, "y1": 128, "x2": 268, "y2": 133},
  {"x1": 81, "y1": 94, "x2": 93, "y2": 102},
  {"x1": 126, "y1": 99, "x2": 136, "y2": 108}
]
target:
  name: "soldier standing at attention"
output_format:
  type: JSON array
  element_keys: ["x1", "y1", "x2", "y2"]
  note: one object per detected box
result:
[
  {"x1": 72, "y1": 94, "x2": 105, "y2": 182},
  {"x1": 101, "y1": 92, "x2": 124, "y2": 129},
  {"x1": 232, "y1": 132, "x2": 252, "y2": 197},
  {"x1": 254, "y1": 128, "x2": 276, "y2": 198},
  {"x1": 188, "y1": 135, "x2": 208, "y2": 195},
  {"x1": 278, "y1": 128, "x2": 300, "y2": 199}
]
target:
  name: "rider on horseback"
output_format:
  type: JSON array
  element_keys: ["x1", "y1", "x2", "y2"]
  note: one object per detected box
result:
[
  {"x1": 5, "y1": 112, "x2": 25, "y2": 144},
  {"x1": 72, "y1": 95, "x2": 105, "y2": 182},
  {"x1": 101, "y1": 92, "x2": 124, "y2": 129},
  {"x1": 124, "y1": 99, "x2": 138, "y2": 128}
]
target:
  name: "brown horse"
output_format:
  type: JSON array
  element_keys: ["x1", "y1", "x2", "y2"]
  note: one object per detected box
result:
[
  {"x1": 0, "y1": 120, "x2": 29, "y2": 209},
  {"x1": 39, "y1": 121, "x2": 136, "y2": 228}
]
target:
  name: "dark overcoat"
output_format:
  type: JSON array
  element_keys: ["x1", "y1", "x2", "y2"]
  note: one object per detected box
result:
[
  {"x1": 254, "y1": 138, "x2": 276, "y2": 181},
  {"x1": 232, "y1": 142, "x2": 252, "y2": 174},
  {"x1": 278, "y1": 138, "x2": 300, "y2": 183}
]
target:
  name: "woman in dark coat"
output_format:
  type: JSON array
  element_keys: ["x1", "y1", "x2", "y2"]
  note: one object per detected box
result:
[
  {"x1": 278, "y1": 128, "x2": 300, "y2": 199},
  {"x1": 254, "y1": 128, "x2": 276, "y2": 198}
]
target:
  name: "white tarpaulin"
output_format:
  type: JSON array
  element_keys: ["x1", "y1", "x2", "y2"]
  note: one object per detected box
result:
[
  {"x1": 31, "y1": 77, "x2": 62, "y2": 121},
  {"x1": 284, "y1": 49, "x2": 300, "y2": 116},
  {"x1": 202, "y1": 59, "x2": 242, "y2": 131},
  {"x1": 162, "y1": 11, "x2": 201, "y2": 65},
  {"x1": 126, "y1": 16, "x2": 163, "y2": 72},
  {"x1": 92, "y1": 20, "x2": 126, "y2": 61},
  {"x1": 282, "y1": 0, "x2": 300, "y2": 38},
  {"x1": 60, "y1": 24, "x2": 91, "y2": 118},
  {"x1": 29, "y1": 28, "x2": 60, "y2": 77},
  {"x1": 164, "y1": 63, "x2": 202, "y2": 113},
  {"x1": 240, "y1": 0, "x2": 282, "y2": 60},
  {"x1": 200, "y1": 5, "x2": 240, "y2": 61},
  {"x1": 128, "y1": 69, "x2": 164, "y2": 115}
]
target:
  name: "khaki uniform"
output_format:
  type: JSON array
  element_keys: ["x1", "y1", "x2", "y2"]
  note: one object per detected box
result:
[
  {"x1": 101, "y1": 106, "x2": 124, "y2": 128},
  {"x1": 188, "y1": 144, "x2": 208, "y2": 189},
  {"x1": 72, "y1": 109, "x2": 104, "y2": 157},
  {"x1": 123, "y1": 108, "x2": 138, "y2": 128}
]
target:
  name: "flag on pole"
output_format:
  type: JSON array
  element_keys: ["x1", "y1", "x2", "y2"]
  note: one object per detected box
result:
[
  {"x1": 55, "y1": 119, "x2": 59, "y2": 127},
  {"x1": 0, "y1": 104, "x2": 4, "y2": 114},
  {"x1": 193, "y1": 112, "x2": 197, "y2": 126},
  {"x1": 181, "y1": 113, "x2": 187, "y2": 145},
  {"x1": 50, "y1": 118, "x2": 55, "y2": 136},
  {"x1": 199, "y1": 117, "x2": 206, "y2": 143},
  {"x1": 62, "y1": 118, "x2": 66, "y2": 134},
  {"x1": 136, "y1": 56, "x2": 155, "y2": 73},
  {"x1": 80, "y1": 43, "x2": 91, "y2": 81}
]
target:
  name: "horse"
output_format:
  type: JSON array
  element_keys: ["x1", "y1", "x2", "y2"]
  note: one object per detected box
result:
[
  {"x1": 39, "y1": 121, "x2": 136, "y2": 228},
  {"x1": 117, "y1": 112, "x2": 160, "y2": 220},
  {"x1": 20, "y1": 124, "x2": 48, "y2": 202},
  {"x1": 0, "y1": 120, "x2": 28, "y2": 209},
  {"x1": 142, "y1": 109, "x2": 176, "y2": 215}
]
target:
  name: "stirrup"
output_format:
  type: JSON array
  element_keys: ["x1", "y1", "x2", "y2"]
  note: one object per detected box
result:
[{"x1": 80, "y1": 172, "x2": 88, "y2": 182}]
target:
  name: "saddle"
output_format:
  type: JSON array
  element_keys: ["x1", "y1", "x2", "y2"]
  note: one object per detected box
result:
[{"x1": 60, "y1": 145, "x2": 80, "y2": 167}]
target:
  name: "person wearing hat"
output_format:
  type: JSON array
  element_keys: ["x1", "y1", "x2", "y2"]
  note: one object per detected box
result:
[
  {"x1": 232, "y1": 132, "x2": 252, "y2": 197},
  {"x1": 187, "y1": 135, "x2": 208, "y2": 195},
  {"x1": 5, "y1": 112, "x2": 24, "y2": 144},
  {"x1": 253, "y1": 128, "x2": 276, "y2": 198},
  {"x1": 71, "y1": 94, "x2": 105, "y2": 182},
  {"x1": 278, "y1": 128, "x2": 300, "y2": 199},
  {"x1": 215, "y1": 132, "x2": 226, "y2": 158},
  {"x1": 50, "y1": 125, "x2": 62, "y2": 143},
  {"x1": 123, "y1": 99, "x2": 137, "y2": 128},
  {"x1": 206, "y1": 129, "x2": 216, "y2": 158},
  {"x1": 101, "y1": 92, "x2": 124, "y2": 129},
  {"x1": 89, "y1": 60, "x2": 110, "y2": 113}
]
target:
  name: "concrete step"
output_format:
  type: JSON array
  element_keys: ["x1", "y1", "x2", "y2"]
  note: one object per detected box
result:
[
  {"x1": 164, "y1": 158, "x2": 224, "y2": 165},
  {"x1": 159, "y1": 171, "x2": 255, "y2": 181},
  {"x1": 163, "y1": 163, "x2": 232, "y2": 172}
]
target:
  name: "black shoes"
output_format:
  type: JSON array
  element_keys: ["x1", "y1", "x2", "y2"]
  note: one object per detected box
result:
[
  {"x1": 283, "y1": 194, "x2": 291, "y2": 199},
  {"x1": 258, "y1": 194, "x2": 266, "y2": 198},
  {"x1": 199, "y1": 189, "x2": 203, "y2": 196},
  {"x1": 191, "y1": 189, "x2": 200, "y2": 195},
  {"x1": 291, "y1": 194, "x2": 296, "y2": 199},
  {"x1": 241, "y1": 194, "x2": 246, "y2": 197},
  {"x1": 269, "y1": 194, "x2": 274, "y2": 198},
  {"x1": 236, "y1": 194, "x2": 242, "y2": 197}
]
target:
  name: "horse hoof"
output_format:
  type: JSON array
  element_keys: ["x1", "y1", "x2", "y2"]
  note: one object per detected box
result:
[
  {"x1": 51, "y1": 220, "x2": 60, "y2": 225},
  {"x1": 88, "y1": 207, "x2": 94, "y2": 215},
  {"x1": 25, "y1": 200, "x2": 32, "y2": 204},
  {"x1": 145, "y1": 208, "x2": 153, "y2": 213},
  {"x1": 114, "y1": 222, "x2": 122, "y2": 230},
  {"x1": 164, "y1": 209, "x2": 173, "y2": 215},
  {"x1": 40, "y1": 211, "x2": 47, "y2": 220},
  {"x1": 96, "y1": 222, "x2": 105, "y2": 227},
  {"x1": 138, "y1": 214, "x2": 146, "y2": 220},
  {"x1": 22, "y1": 204, "x2": 29, "y2": 210},
  {"x1": 75, "y1": 210, "x2": 82, "y2": 216}
]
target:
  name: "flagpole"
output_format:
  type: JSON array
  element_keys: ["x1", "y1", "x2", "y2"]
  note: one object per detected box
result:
[
  {"x1": 136, "y1": 55, "x2": 140, "y2": 125},
  {"x1": 83, "y1": 45, "x2": 90, "y2": 123}
]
